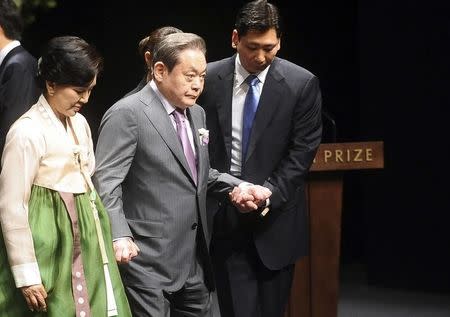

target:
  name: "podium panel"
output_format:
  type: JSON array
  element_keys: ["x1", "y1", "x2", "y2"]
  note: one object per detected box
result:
[{"x1": 284, "y1": 141, "x2": 383, "y2": 317}]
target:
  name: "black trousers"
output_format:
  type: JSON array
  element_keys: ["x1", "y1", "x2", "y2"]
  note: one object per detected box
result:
[
  {"x1": 211, "y1": 237, "x2": 294, "y2": 317},
  {"x1": 124, "y1": 256, "x2": 211, "y2": 317}
]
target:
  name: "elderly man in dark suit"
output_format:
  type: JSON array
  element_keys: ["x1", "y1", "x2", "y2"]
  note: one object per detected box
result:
[
  {"x1": 197, "y1": 1, "x2": 323, "y2": 316},
  {"x1": 93, "y1": 32, "x2": 271, "y2": 317},
  {"x1": 0, "y1": 0, "x2": 40, "y2": 158}
]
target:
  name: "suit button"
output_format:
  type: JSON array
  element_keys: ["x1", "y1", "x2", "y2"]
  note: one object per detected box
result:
[{"x1": 191, "y1": 223, "x2": 198, "y2": 230}]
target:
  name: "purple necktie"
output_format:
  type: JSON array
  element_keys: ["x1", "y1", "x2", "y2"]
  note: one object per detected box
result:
[{"x1": 172, "y1": 109, "x2": 197, "y2": 184}]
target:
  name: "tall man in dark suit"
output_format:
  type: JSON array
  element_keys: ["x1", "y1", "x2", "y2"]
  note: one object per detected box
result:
[
  {"x1": 93, "y1": 32, "x2": 271, "y2": 317},
  {"x1": 197, "y1": 1, "x2": 323, "y2": 316},
  {"x1": 0, "y1": 0, "x2": 40, "y2": 158}
]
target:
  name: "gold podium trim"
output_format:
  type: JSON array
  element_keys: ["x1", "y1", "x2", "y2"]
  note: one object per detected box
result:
[{"x1": 311, "y1": 141, "x2": 384, "y2": 171}]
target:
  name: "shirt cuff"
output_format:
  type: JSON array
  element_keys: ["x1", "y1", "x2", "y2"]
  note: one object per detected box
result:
[
  {"x1": 113, "y1": 236, "x2": 133, "y2": 242},
  {"x1": 238, "y1": 181, "x2": 253, "y2": 188},
  {"x1": 11, "y1": 262, "x2": 42, "y2": 288}
]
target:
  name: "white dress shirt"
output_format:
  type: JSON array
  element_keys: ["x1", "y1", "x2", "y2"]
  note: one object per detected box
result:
[
  {"x1": 149, "y1": 80, "x2": 196, "y2": 155},
  {"x1": 230, "y1": 54, "x2": 270, "y2": 176}
]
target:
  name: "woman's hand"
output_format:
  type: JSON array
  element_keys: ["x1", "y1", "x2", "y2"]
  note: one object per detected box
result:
[{"x1": 20, "y1": 284, "x2": 48, "y2": 312}]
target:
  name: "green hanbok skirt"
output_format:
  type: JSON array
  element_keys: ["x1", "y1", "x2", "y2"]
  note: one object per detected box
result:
[{"x1": 0, "y1": 185, "x2": 132, "y2": 317}]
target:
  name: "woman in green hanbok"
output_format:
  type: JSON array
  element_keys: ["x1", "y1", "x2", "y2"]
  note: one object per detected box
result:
[{"x1": 0, "y1": 36, "x2": 132, "y2": 317}]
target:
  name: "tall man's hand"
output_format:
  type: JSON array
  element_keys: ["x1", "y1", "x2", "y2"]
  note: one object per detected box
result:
[
  {"x1": 113, "y1": 237, "x2": 140, "y2": 264},
  {"x1": 229, "y1": 183, "x2": 272, "y2": 213}
]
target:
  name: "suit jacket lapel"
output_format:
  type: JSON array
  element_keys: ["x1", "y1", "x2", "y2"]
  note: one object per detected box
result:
[
  {"x1": 187, "y1": 106, "x2": 210, "y2": 238},
  {"x1": 0, "y1": 46, "x2": 23, "y2": 77},
  {"x1": 187, "y1": 107, "x2": 203, "y2": 187},
  {"x1": 140, "y1": 87, "x2": 196, "y2": 184},
  {"x1": 215, "y1": 58, "x2": 235, "y2": 164},
  {"x1": 245, "y1": 59, "x2": 283, "y2": 163}
]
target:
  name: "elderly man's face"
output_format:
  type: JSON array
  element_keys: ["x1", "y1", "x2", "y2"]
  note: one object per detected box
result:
[{"x1": 156, "y1": 48, "x2": 207, "y2": 110}]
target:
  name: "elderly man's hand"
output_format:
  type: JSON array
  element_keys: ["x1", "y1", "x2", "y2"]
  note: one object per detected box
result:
[
  {"x1": 229, "y1": 183, "x2": 272, "y2": 213},
  {"x1": 113, "y1": 237, "x2": 140, "y2": 264}
]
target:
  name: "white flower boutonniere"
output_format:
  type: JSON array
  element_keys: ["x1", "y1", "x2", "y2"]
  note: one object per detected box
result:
[{"x1": 198, "y1": 128, "x2": 209, "y2": 146}]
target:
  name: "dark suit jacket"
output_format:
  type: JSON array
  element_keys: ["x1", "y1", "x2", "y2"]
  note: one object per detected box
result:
[
  {"x1": 123, "y1": 75, "x2": 147, "y2": 98},
  {"x1": 198, "y1": 55, "x2": 322, "y2": 270},
  {"x1": 93, "y1": 85, "x2": 242, "y2": 292},
  {"x1": 0, "y1": 45, "x2": 40, "y2": 158}
]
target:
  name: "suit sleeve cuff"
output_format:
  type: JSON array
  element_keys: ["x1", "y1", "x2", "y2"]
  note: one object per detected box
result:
[{"x1": 263, "y1": 179, "x2": 283, "y2": 209}]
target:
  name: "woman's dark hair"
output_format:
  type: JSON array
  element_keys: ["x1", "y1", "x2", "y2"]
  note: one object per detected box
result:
[
  {"x1": 38, "y1": 36, "x2": 103, "y2": 88},
  {"x1": 138, "y1": 26, "x2": 182, "y2": 69},
  {"x1": 138, "y1": 26, "x2": 183, "y2": 58}
]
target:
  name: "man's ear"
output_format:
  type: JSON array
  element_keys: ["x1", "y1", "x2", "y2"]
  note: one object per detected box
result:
[
  {"x1": 153, "y1": 62, "x2": 166, "y2": 82},
  {"x1": 0, "y1": 25, "x2": 6, "y2": 39},
  {"x1": 231, "y1": 29, "x2": 239, "y2": 49}
]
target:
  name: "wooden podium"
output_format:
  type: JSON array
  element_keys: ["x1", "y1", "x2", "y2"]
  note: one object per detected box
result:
[{"x1": 284, "y1": 141, "x2": 384, "y2": 317}]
